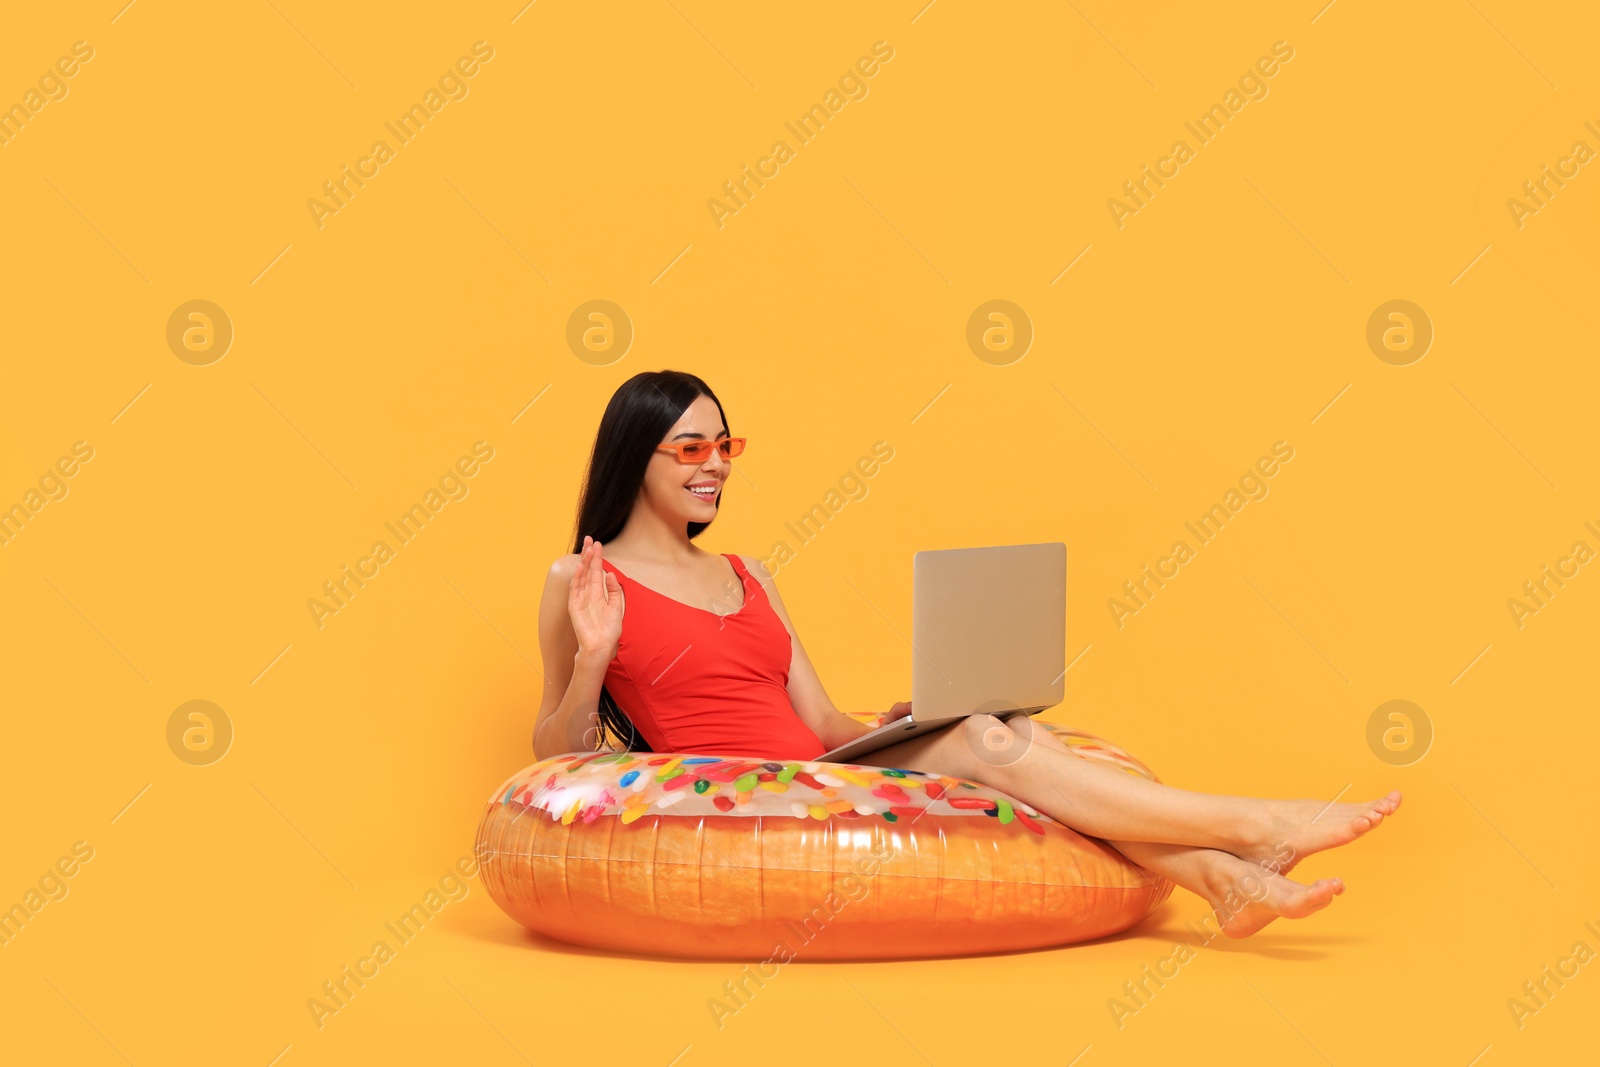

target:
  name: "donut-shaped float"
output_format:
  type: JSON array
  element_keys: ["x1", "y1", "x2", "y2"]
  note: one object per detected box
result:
[{"x1": 475, "y1": 716, "x2": 1173, "y2": 959}]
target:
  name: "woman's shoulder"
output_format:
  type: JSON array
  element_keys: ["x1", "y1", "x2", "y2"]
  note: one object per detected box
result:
[
  {"x1": 546, "y1": 552, "x2": 583, "y2": 585},
  {"x1": 550, "y1": 549, "x2": 773, "y2": 587},
  {"x1": 730, "y1": 553, "x2": 776, "y2": 582}
]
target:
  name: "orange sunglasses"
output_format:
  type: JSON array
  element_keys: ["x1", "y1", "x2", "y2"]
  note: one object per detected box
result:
[{"x1": 655, "y1": 435, "x2": 747, "y2": 464}]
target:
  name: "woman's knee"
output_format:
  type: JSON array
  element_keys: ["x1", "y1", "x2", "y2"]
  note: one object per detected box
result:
[
  {"x1": 876, "y1": 715, "x2": 1047, "y2": 782},
  {"x1": 962, "y1": 713, "x2": 1040, "y2": 772},
  {"x1": 957, "y1": 713, "x2": 1077, "y2": 781},
  {"x1": 1002, "y1": 714, "x2": 1068, "y2": 752}
]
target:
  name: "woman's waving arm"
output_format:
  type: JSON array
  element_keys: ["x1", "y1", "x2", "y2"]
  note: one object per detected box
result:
[{"x1": 533, "y1": 537, "x2": 625, "y2": 760}]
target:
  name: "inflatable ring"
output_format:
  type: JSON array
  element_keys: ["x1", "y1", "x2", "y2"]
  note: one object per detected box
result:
[{"x1": 475, "y1": 716, "x2": 1173, "y2": 959}]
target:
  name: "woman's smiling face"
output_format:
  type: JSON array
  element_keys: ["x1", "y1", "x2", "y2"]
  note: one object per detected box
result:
[{"x1": 640, "y1": 393, "x2": 732, "y2": 523}]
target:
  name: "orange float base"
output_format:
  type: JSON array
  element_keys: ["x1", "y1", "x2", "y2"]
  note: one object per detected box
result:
[{"x1": 473, "y1": 726, "x2": 1177, "y2": 959}]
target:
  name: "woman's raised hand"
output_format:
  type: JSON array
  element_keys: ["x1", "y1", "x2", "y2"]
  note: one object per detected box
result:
[{"x1": 569, "y1": 535, "x2": 625, "y2": 660}]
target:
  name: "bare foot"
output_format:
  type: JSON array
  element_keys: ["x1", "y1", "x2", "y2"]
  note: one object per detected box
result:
[
  {"x1": 1235, "y1": 790, "x2": 1402, "y2": 874},
  {"x1": 1203, "y1": 853, "x2": 1344, "y2": 938}
]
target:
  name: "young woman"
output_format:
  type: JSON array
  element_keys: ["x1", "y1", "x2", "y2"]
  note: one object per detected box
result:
[{"x1": 533, "y1": 370, "x2": 1402, "y2": 938}]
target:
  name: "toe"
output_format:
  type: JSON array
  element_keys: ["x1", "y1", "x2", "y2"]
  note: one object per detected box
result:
[{"x1": 1298, "y1": 880, "x2": 1339, "y2": 913}]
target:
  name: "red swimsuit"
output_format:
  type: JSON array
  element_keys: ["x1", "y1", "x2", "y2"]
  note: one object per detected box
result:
[{"x1": 598, "y1": 553, "x2": 827, "y2": 760}]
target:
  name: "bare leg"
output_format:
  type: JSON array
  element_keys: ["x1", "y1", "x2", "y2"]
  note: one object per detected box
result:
[
  {"x1": 993, "y1": 724, "x2": 1343, "y2": 933},
  {"x1": 1104, "y1": 839, "x2": 1343, "y2": 938},
  {"x1": 866, "y1": 718, "x2": 1365, "y2": 936},
  {"x1": 979, "y1": 726, "x2": 1344, "y2": 934},
  {"x1": 865, "y1": 714, "x2": 1401, "y2": 873}
]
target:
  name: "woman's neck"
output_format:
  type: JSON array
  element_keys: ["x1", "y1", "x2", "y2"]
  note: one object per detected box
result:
[{"x1": 604, "y1": 503, "x2": 701, "y2": 566}]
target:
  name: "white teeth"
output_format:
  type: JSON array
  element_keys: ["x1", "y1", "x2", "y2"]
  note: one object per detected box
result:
[{"x1": 688, "y1": 485, "x2": 716, "y2": 496}]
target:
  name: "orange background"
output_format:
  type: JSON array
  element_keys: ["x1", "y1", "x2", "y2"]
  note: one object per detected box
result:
[{"x1": 1, "y1": 1, "x2": 1596, "y2": 1064}]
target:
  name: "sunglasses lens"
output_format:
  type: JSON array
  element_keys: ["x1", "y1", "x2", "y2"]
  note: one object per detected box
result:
[{"x1": 669, "y1": 438, "x2": 741, "y2": 461}]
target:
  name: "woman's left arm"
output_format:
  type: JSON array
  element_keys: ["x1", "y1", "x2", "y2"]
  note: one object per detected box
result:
[{"x1": 740, "y1": 555, "x2": 878, "y2": 750}]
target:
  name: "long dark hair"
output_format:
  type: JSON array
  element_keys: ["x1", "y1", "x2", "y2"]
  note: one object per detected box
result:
[{"x1": 572, "y1": 370, "x2": 729, "y2": 751}]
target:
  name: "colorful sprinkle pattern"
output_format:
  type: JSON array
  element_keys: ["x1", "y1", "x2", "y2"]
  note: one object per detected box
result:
[{"x1": 488, "y1": 720, "x2": 1159, "y2": 835}]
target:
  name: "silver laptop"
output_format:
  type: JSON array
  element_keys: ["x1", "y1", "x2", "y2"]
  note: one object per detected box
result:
[{"x1": 818, "y1": 541, "x2": 1066, "y2": 764}]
